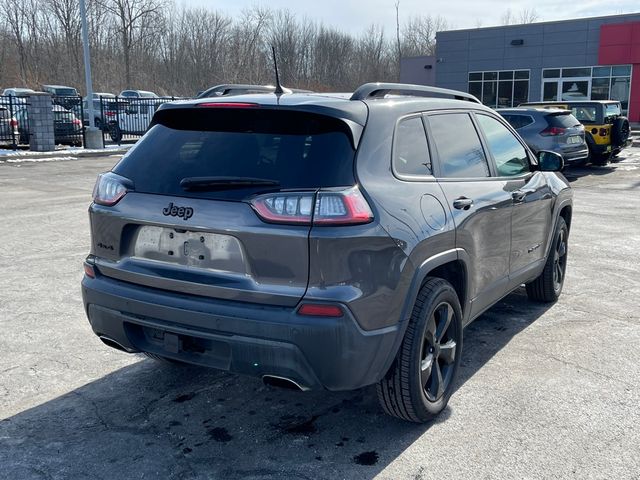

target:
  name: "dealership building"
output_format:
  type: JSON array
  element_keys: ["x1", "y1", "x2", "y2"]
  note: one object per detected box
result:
[{"x1": 400, "y1": 13, "x2": 640, "y2": 122}]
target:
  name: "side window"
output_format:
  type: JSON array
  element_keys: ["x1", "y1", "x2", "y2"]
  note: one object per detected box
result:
[
  {"x1": 393, "y1": 116, "x2": 431, "y2": 177},
  {"x1": 476, "y1": 114, "x2": 530, "y2": 177},
  {"x1": 428, "y1": 113, "x2": 489, "y2": 178}
]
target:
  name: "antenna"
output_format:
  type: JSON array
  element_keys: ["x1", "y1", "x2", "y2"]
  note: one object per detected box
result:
[{"x1": 271, "y1": 46, "x2": 284, "y2": 95}]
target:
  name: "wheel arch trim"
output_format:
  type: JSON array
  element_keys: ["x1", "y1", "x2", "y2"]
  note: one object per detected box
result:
[{"x1": 376, "y1": 248, "x2": 471, "y2": 382}]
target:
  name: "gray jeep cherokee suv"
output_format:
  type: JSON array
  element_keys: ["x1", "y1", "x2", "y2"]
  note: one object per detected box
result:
[{"x1": 82, "y1": 83, "x2": 572, "y2": 423}]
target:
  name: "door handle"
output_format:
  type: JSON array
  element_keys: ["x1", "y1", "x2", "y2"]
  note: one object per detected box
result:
[
  {"x1": 512, "y1": 188, "x2": 535, "y2": 203},
  {"x1": 453, "y1": 197, "x2": 473, "y2": 210}
]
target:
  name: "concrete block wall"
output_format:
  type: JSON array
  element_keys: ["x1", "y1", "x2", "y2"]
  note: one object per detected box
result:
[{"x1": 27, "y1": 93, "x2": 55, "y2": 152}]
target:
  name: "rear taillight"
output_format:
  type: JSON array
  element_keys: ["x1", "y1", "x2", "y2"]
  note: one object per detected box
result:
[
  {"x1": 599, "y1": 128, "x2": 608, "y2": 136},
  {"x1": 92, "y1": 172, "x2": 129, "y2": 206},
  {"x1": 540, "y1": 126, "x2": 566, "y2": 136},
  {"x1": 73, "y1": 118, "x2": 82, "y2": 126},
  {"x1": 83, "y1": 262, "x2": 96, "y2": 278},
  {"x1": 250, "y1": 186, "x2": 373, "y2": 226},
  {"x1": 9, "y1": 118, "x2": 18, "y2": 128},
  {"x1": 105, "y1": 111, "x2": 116, "y2": 117}
]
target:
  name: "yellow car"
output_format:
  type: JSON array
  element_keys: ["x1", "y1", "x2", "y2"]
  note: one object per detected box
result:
[{"x1": 519, "y1": 100, "x2": 631, "y2": 165}]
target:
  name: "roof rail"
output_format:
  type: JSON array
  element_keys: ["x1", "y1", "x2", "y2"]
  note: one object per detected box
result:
[{"x1": 350, "y1": 82, "x2": 481, "y2": 104}]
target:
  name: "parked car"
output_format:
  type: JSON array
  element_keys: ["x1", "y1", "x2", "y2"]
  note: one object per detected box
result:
[
  {"x1": 82, "y1": 83, "x2": 572, "y2": 423},
  {"x1": 196, "y1": 84, "x2": 312, "y2": 99},
  {"x1": 42, "y1": 84, "x2": 81, "y2": 111},
  {"x1": 106, "y1": 99, "x2": 168, "y2": 142},
  {"x1": 0, "y1": 106, "x2": 19, "y2": 145},
  {"x1": 41, "y1": 84, "x2": 79, "y2": 96},
  {"x1": 498, "y1": 108, "x2": 588, "y2": 166},
  {"x1": 2, "y1": 87, "x2": 35, "y2": 105},
  {"x1": 83, "y1": 93, "x2": 117, "y2": 130},
  {"x1": 519, "y1": 100, "x2": 631, "y2": 165},
  {"x1": 15, "y1": 104, "x2": 83, "y2": 146},
  {"x1": 119, "y1": 89, "x2": 158, "y2": 99}
]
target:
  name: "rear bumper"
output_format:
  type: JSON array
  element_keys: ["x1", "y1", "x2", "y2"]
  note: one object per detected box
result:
[
  {"x1": 560, "y1": 146, "x2": 589, "y2": 163},
  {"x1": 81, "y1": 273, "x2": 401, "y2": 391}
]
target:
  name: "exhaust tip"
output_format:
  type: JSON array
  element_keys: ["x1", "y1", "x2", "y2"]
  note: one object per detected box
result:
[
  {"x1": 99, "y1": 335, "x2": 131, "y2": 353},
  {"x1": 262, "y1": 375, "x2": 306, "y2": 391}
]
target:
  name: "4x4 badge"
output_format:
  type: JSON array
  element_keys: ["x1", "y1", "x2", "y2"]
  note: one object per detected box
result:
[{"x1": 162, "y1": 202, "x2": 194, "y2": 220}]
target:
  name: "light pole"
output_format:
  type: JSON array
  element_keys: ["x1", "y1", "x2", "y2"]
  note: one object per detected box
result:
[{"x1": 80, "y1": 0, "x2": 94, "y2": 129}]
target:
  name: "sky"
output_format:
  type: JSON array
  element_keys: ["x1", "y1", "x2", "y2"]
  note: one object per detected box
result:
[{"x1": 188, "y1": 0, "x2": 639, "y2": 34}]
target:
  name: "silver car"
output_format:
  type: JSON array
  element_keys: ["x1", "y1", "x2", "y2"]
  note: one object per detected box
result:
[{"x1": 498, "y1": 108, "x2": 588, "y2": 165}]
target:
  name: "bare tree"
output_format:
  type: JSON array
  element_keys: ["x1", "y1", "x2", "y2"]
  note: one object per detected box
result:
[
  {"x1": 0, "y1": 1, "x2": 452, "y2": 95},
  {"x1": 96, "y1": 0, "x2": 167, "y2": 87},
  {"x1": 401, "y1": 15, "x2": 447, "y2": 57},
  {"x1": 1, "y1": 0, "x2": 31, "y2": 83},
  {"x1": 501, "y1": 8, "x2": 540, "y2": 25}
]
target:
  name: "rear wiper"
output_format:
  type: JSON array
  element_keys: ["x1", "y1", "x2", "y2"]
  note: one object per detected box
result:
[{"x1": 180, "y1": 176, "x2": 280, "y2": 191}]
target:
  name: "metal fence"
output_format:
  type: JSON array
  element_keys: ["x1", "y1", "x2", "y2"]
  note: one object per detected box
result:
[
  {"x1": 99, "y1": 96, "x2": 183, "y2": 146},
  {"x1": 0, "y1": 95, "x2": 26, "y2": 149},
  {"x1": 51, "y1": 95, "x2": 85, "y2": 147},
  {"x1": 0, "y1": 94, "x2": 85, "y2": 150}
]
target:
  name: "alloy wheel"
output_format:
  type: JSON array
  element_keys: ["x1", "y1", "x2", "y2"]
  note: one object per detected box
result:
[
  {"x1": 420, "y1": 302, "x2": 458, "y2": 401},
  {"x1": 553, "y1": 228, "x2": 567, "y2": 292}
]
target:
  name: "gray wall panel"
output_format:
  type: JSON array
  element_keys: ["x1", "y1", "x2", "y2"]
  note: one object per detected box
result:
[
  {"x1": 430, "y1": 13, "x2": 640, "y2": 103},
  {"x1": 542, "y1": 42, "x2": 587, "y2": 57},
  {"x1": 544, "y1": 30, "x2": 588, "y2": 45}
]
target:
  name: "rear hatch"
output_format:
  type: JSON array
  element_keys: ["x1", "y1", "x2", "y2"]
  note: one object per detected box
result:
[
  {"x1": 90, "y1": 104, "x2": 360, "y2": 307},
  {"x1": 544, "y1": 111, "x2": 585, "y2": 149}
]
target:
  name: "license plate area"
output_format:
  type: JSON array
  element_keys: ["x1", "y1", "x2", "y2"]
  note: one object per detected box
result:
[
  {"x1": 132, "y1": 225, "x2": 248, "y2": 274},
  {"x1": 567, "y1": 135, "x2": 581, "y2": 144}
]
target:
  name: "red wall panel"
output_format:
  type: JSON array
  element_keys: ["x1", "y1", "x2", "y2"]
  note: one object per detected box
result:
[{"x1": 599, "y1": 22, "x2": 640, "y2": 122}]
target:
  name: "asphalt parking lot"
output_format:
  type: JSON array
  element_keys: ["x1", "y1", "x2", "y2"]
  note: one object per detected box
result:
[{"x1": 1, "y1": 150, "x2": 639, "y2": 480}]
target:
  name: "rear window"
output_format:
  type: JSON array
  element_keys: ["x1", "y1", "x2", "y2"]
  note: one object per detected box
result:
[
  {"x1": 113, "y1": 108, "x2": 356, "y2": 200},
  {"x1": 55, "y1": 88, "x2": 77, "y2": 96},
  {"x1": 546, "y1": 113, "x2": 580, "y2": 128},
  {"x1": 502, "y1": 114, "x2": 534, "y2": 129},
  {"x1": 570, "y1": 106, "x2": 597, "y2": 123}
]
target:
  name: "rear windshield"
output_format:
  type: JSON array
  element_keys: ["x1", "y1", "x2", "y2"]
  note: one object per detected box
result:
[
  {"x1": 546, "y1": 113, "x2": 581, "y2": 128},
  {"x1": 55, "y1": 88, "x2": 77, "y2": 96},
  {"x1": 569, "y1": 106, "x2": 598, "y2": 123},
  {"x1": 113, "y1": 108, "x2": 356, "y2": 200}
]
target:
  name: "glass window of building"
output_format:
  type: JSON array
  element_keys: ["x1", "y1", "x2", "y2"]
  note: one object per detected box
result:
[
  {"x1": 541, "y1": 65, "x2": 632, "y2": 113},
  {"x1": 468, "y1": 70, "x2": 529, "y2": 108}
]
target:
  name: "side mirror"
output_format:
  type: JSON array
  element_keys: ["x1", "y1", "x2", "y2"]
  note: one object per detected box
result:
[{"x1": 537, "y1": 150, "x2": 564, "y2": 172}]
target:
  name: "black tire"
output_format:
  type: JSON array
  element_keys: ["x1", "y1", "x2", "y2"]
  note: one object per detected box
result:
[
  {"x1": 612, "y1": 117, "x2": 630, "y2": 147},
  {"x1": 108, "y1": 123, "x2": 122, "y2": 143},
  {"x1": 526, "y1": 217, "x2": 568, "y2": 303},
  {"x1": 377, "y1": 277, "x2": 463, "y2": 423},
  {"x1": 588, "y1": 144, "x2": 610, "y2": 166}
]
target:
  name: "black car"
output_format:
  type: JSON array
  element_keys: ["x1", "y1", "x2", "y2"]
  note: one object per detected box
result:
[{"x1": 82, "y1": 83, "x2": 572, "y2": 422}]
